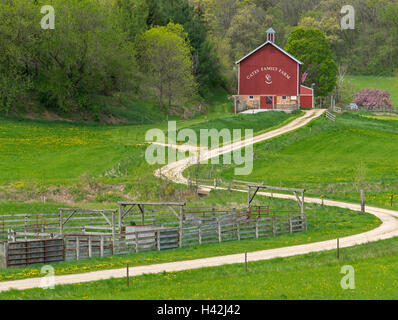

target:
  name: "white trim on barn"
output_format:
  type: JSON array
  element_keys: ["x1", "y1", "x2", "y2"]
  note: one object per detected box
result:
[
  {"x1": 235, "y1": 41, "x2": 304, "y2": 65},
  {"x1": 238, "y1": 64, "x2": 240, "y2": 95},
  {"x1": 297, "y1": 64, "x2": 300, "y2": 108},
  {"x1": 300, "y1": 85, "x2": 314, "y2": 91}
]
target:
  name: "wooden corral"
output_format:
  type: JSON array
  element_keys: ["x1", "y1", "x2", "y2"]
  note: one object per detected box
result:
[{"x1": 0, "y1": 189, "x2": 308, "y2": 267}]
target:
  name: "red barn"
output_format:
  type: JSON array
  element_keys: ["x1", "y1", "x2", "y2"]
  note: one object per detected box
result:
[{"x1": 234, "y1": 28, "x2": 314, "y2": 113}]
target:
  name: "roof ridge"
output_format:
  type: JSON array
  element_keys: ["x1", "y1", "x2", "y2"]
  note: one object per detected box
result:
[{"x1": 235, "y1": 41, "x2": 303, "y2": 65}]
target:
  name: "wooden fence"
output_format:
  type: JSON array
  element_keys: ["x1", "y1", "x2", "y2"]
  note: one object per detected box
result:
[
  {"x1": 0, "y1": 204, "x2": 307, "y2": 266},
  {"x1": 182, "y1": 213, "x2": 305, "y2": 247},
  {"x1": 62, "y1": 228, "x2": 179, "y2": 261},
  {"x1": 325, "y1": 111, "x2": 336, "y2": 122},
  {"x1": 0, "y1": 209, "x2": 116, "y2": 241},
  {"x1": 193, "y1": 178, "x2": 263, "y2": 191}
]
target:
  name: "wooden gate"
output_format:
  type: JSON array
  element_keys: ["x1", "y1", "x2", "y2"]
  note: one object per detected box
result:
[{"x1": 5, "y1": 239, "x2": 64, "y2": 268}]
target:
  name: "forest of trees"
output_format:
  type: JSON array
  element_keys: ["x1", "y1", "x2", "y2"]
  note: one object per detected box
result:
[{"x1": 0, "y1": 0, "x2": 397, "y2": 116}]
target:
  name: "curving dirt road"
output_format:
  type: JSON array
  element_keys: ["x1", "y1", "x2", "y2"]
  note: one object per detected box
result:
[
  {"x1": 1, "y1": 109, "x2": 398, "y2": 293},
  {"x1": 155, "y1": 109, "x2": 326, "y2": 184}
]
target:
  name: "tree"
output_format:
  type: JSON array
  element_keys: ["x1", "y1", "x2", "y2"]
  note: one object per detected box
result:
[
  {"x1": 0, "y1": 0, "x2": 137, "y2": 112},
  {"x1": 37, "y1": 0, "x2": 137, "y2": 110},
  {"x1": 285, "y1": 27, "x2": 337, "y2": 96},
  {"x1": 137, "y1": 23, "x2": 197, "y2": 109},
  {"x1": 147, "y1": 0, "x2": 224, "y2": 93},
  {"x1": 0, "y1": 0, "x2": 40, "y2": 114},
  {"x1": 354, "y1": 89, "x2": 393, "y2": 109},
  {"x1": 196, "y1": 0, "x2": 242, "y2": 38},
  {"x1": 0, "y1": 68, "x2": 32, "y2": 115},
  {"x1": 226, "y1": 3, "x2": 267, "y2": 61},
  {"x1": 117, "y1": 0, "x2": 149, "y2": 40}
]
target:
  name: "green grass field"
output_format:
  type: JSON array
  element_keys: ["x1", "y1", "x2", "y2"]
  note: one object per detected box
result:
[
  {"x1": 3, "y1": 236, "x2": 398, "y2": 300},
  {"x1": 177, "y1": 110, "x2": 302, "y2": 146},
  {"x1": 0, "y1": 109, "x2": 300, "y2": 186},
  {"x1": 0, "y1": 191, "x2": 380, "y2": 282},
  {"x1": 191, "y1": 112, "x2": 398, "y2": 211},
  {"x1": 347, "y1": 75, "x2": 398, "y2": 108}
]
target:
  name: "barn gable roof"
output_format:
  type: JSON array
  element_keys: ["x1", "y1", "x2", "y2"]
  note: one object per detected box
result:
[
  {"x1": 300, "y1": 84, "x2": 314, "y2": 91},
  {"x1": 235, "y1": 41, "x2": 304, "y2": 65}
]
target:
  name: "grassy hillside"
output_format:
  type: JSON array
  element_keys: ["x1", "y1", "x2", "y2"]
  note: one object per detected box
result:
[
  {"x1": 174, "y1": 110, "x2": 302, "y2": 146},
  {"x1": 0, "y1": 110, "x2": 299, "y2": 186},
  {"x1": 191, "y1": 112, "x2": 398, "y2": 210},
  {"x1": 3, "y1": 236, "x2": 398, "y2": 299},
  {"x1": 347, "y1": 75, "x2": 398, "y2": 108}
]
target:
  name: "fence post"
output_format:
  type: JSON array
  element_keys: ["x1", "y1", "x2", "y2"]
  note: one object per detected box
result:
[
  {"x1": 179, "y1": 206, "x2": 184, "y2": 248},
  {"x1": 100, "y1": 236, "x2": 104, "y2": 257},
  {"x1": 255, "y1": 219, "x2": 259, "y2": 239},
  {"x1": 289, "y1": 217, "x2": 292, "y2": 233},
  {"x1": 198, "y1": 225, "x2": 202, "y2": 245},
  {"x1": 135, "y1": 231, "x2": 139, "y2": 253},
  {"x1": 4, "y1": 242, "x2": 8, "y2": 268},
  {"x1": 156, "y1": 230, "x2": 161, "y2": 251},
  {"x1": 237, "y1": 222, "x2": 241, "y2": 241},
  {"x1": 218, "y1": 220, "x2": 221, "y2": 243},
  {"x1": 178, "y1": 218, "x2": 183, "y2": 248},
  {"x1": 111, "y1": 211, "x2": 115, "y2": 255},
  {"x1": 24, "y1": 214, "x2": 28, "y2": 240},
  {"x1": 76, "y1": 236, "x2": 80, "y2": 260},
  {"x1": 59, "y1": 210, "x2": 63, "y2": 237},
  {"x1": 214, "y1": 179, "x2": 217, "y2": 190},
  {"x1": 361, "y1": 190, "x2": 365, "y2": 212},
  {"x1": 272, "y1": 215, "x2": 276, "y2": 236},
  {"x1": 88, "y1": 236, "x2": 92, "y2": 258}
]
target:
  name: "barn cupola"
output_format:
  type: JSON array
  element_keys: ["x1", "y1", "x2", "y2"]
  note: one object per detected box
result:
[{"x1": 266, "y1": 27, "x2": 276, "y2": 43}]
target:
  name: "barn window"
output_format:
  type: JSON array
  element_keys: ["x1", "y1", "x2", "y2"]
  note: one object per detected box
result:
[
  {"x1": 282, "y1": 96, "x2": 287, "y2": 101},
  {"x1": 249, "y1": 96, "x2": 254, "y2": 100},
  {"x1": 291, "y1": 96, "x2": 297, "y2": 100},
  {"x1": 266, "y1": 96, "x2": 273, "y2": 104}
]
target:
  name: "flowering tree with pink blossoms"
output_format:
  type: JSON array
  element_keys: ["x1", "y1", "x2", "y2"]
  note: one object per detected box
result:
[{"x1": 353, "y1": 89, "x2": 393, "y2": 110}]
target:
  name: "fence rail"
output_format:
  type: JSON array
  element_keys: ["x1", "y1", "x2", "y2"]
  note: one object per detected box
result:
[{"x1": 325, "y1": 111, "x2": 336, "y2": 122}]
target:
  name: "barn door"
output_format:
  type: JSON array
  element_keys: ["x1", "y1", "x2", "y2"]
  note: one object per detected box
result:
[{"x1": 260, "y1": 96, "x2": 273, "y2": 109}]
